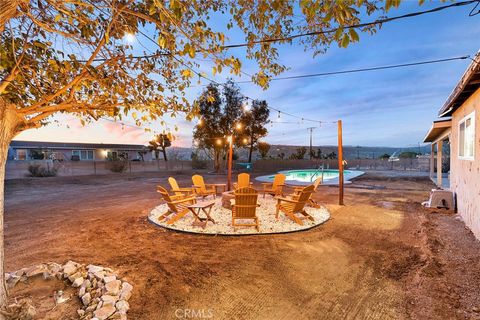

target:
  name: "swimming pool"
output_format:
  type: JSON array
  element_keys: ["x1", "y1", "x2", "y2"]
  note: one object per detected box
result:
[{"x1": 255, "y1": 169, "x2": 364, "y2": 186}]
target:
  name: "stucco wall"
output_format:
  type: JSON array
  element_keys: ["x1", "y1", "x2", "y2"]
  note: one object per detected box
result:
[{"x1": 450, "y1": 88, "x2": 480, "y2": 240}]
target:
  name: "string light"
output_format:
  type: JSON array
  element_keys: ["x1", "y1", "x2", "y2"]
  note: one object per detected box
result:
[
  {"x1": 216, "y1": 139, "x2": 222, "y2": 145},
  {"x1": 123, "y1": 32, "x2": 136, "y2": 43},
  {"x1": 198, "y1": 118, "x2": 203, "y2": 126},
  {"x1": 243, "y1": 138, "x2": 248, "y2": 144},
  {"x1": 235, "y1": 123, "x2": 242, "y2": 130},
  {"x1": 277, "y1": 111, "x2": 281, "y2": 118},
  {"x1": 243, "y1": 101, "x2": 251, "y2": 112}
]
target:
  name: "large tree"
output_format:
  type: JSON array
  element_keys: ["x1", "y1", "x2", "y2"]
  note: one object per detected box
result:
[
  {"x1": 240, "y1": 100, "x2": 270, "y2": 162},
  {"x1": 193, "y1": 81, "x2": 245, "y2": 171},
  {"x1": 0, "y1": 0, "x2": 407, "y2": 311}
]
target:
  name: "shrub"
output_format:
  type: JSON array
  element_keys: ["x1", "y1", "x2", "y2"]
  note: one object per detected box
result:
[
  {"x1": 28, "y1": 164, "x2": 57, "y2": 177},
  {"x1": 107, "y1": 159, "x2": 128, "y2": 173},
  {"x1": 191, "y1": 151, "x2": 208, "y2": 169}
]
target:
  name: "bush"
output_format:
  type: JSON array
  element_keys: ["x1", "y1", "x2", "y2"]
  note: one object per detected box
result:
[
  {"x1": 106, "y1": 159, "x2": 128, "y2": 173},
  {"x1": 191, "y1": 151, "x2": 208, "y2": 169},
  {"x1": 28, "y1": 164, "x2": 57, "y2": 177}
]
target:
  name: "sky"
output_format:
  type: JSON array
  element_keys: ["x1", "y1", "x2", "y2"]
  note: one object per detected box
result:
[{"x1": 15, "y1": 1, "x2": 480, "y2": 148}]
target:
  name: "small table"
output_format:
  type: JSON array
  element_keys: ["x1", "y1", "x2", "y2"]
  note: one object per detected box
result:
[
  {"x1": 221, "y1": 191, "x2": 235, "y2": 209},
  {"x1": 210, "y1": 183, "x2": 227, "y2": 195},
  {"x1": 187, "y1": 201, "x2": 216, "y2": 229}
]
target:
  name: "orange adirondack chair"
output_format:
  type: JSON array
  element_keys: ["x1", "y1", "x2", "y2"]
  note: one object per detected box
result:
[
  {"x1": 233, "y1": 173, "x2": 251, "y2": 189},
  {"x1": 192, "y1": 175, "x2": 216, "y2": 199},
  {"x1": 261, "y1": 173, "x2": 286, "y2": 198},
  {"x1": 291, "y1": 177, "x2": 322, "y2": 208},
  {"x1": 168, "y1": 177, "x2": 194, "y2": 198},
  {"x1": 275, "y1": 185, "x2": 315, "y2": 225},
  {"x1": 157, "y1": 186, "x2": 196, "y2": 224},
  {"x1": 232, "y1": 187, "x2": 260, "y2": 231}
]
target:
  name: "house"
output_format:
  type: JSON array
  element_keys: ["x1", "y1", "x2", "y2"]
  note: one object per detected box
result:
[
  {"x1": 8, "y1": 140, "x2": 153, "y2": 161},
  {"x1": 424, "y1": 51, "x2": 480, "y2": 239}
]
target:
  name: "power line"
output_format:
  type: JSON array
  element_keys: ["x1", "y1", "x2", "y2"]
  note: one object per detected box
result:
[
  {"x1": 221, "y1": 0, "x2": 480, "y2": 49},
  {"x1": 87, "y1": 0, "x2": 478, "y2": 62},
  {"x1": 235, "y1": 56, "x2": 470, "y2": 83}
]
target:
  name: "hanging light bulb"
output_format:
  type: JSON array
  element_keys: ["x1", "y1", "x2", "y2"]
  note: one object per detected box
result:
[
  {"x1": 216, "y1": 139, "x2": 222, "y2": 145},
  {"x1": 243, "y1": 138, "x2": 248, "y2": 144},
  {"x1": 123, "y1": 32, "x2": 136, "y2": 43},
  {"x1": 277, "y1": 111, "x2": 281, "y2": 118},
  {"x1": 235, "y1": 123, "x2": 242, "y2": 130},
  {"x1": 198, "y1": 118, "x2": 203, "y2": 126},
  {"x1": 243, "y1": 101, "x2": 251, "y2": 112}
]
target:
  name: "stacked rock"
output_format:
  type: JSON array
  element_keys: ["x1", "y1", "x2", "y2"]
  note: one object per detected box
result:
[{"x1": 5, "y1": 261, "x2": 133, "y2": 320}]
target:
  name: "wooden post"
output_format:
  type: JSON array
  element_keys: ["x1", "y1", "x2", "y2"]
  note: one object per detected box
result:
[
  {"x1": 430, "y1": 143, "x2": 434, "y2": 180},
  {"x1": 337, "y1": 120, "x2": 344, "y2": 205},
  {"x1": 437, "y1": 140, "x2": 443, "y2": 187},
  {"x1": 227, "y1": 136, "x2": 233, "y2": 191}
]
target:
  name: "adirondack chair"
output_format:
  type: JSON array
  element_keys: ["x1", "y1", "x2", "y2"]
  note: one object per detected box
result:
[
  {"x1": 192, "y1": 175, "x2": 216, "y2": 199},
  {"x1": 233, "y1": 173, "x2": 251, "y2": 189},
  {"x1": 291, "y1": 177, "x2": 322, "y2": 208},
  {"x1": 261, "y1": 173, "x2": 286, "y2": 198},
  {"x1": 157, "y1": 186, "x2": 197, "y2": 225},
  {"x1": 232, "y1": 187, "x2": 260, "y2": 231},
  {"x1": 168, "y1": 177, "x2": 194, "y2": 198},
  {"x1": 275, "y1": 185, "x2": 315, "y2": 225}
]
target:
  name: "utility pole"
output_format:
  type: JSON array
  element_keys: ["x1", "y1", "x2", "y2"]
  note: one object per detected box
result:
[{"x1": 307, "y1": 127, "x2": 316, "y2": 160}]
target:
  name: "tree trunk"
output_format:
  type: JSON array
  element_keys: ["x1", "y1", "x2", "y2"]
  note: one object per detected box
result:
[
  {"x1": 214, "y1": 150, "x2": 220, "y2": 172},
  {"x1": 0, "y1": 103, "x2": 24, "y2": 315},
  {"x1": 162, "y1": 147, "x2": 167, "y2": 161},
  {"x1": 248, "y1": 140, "x2": 254, "y2": 163}
]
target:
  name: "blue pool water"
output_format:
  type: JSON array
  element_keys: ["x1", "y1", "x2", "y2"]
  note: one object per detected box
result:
[{"x1": 255, "y1": 169, "x2": 364, "y2": 185}]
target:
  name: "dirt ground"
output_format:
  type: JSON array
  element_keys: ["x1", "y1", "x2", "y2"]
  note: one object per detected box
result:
[{"x1": 4, "y1": 171, "x2": 480, "y2": 319}]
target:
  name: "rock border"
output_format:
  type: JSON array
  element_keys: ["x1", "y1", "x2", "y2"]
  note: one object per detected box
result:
[
  {"x1": 5, "y1": 261, "x2": 133, "y2": 320},
  {"x1": 148, "y1": 197, "x2": 330, "y2": 236}
]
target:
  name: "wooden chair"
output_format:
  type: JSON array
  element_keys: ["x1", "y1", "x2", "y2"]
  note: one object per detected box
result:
[
  {"x1": 291, "y1": 177, "x2": 322, "y2": 208},
  {"x1": 232, "y1": 187, "x2": 260, "y2": 231},
  {"x1": 157, "y1": 186, "x2": 197, "y2": 225},
  {"x1": 275, "y1": 185, "x2": 315, "y2": 225},
  {"x1": 261, "y1": 173, "x2": 286, "y2": 198},
  {"x1": 233, "y1": 173, "x2": 251, "y2": 189},
  {"x1": 192, "y1": 175, "x2": 216, "y2": 199},
  {"x1": 168, "y1": 177, "x2": 194, "y2": 198}
]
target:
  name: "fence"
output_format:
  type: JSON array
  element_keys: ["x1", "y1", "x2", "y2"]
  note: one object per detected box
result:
[
  {"x1": 251, "y1": 158, "x2": 431, "y2": 172},
  {"x1": 5, "y1": 157, "x2": 432, "y2": 180},
  {"x1": 5, "y1": 160, "x2": 205, "y2": 180}
]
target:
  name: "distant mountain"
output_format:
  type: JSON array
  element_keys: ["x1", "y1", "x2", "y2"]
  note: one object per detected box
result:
[{"x1": 167, "y1": 144, "x2": 430, "y2": 161}]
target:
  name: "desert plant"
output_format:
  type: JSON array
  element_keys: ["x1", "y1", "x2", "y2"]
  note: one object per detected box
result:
[
  {"x1": 191, "y1": 152, "x2": 208, "y2": 169},
  {"x1": 27, "y1": 164, "x2": 57, "y2": 177},
  {"x1": 290, "y1": 147, "x2": 307, "y2": 160},
  {"x1": 257, "y1": 142, "x2": 271, "y2": 159}
]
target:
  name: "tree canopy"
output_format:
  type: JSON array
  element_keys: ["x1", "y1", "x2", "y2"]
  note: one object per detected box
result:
[
  {"x1": 240, "y1": 100, "x2": 270, "y2": 162},
  {"x1": 193, "y1": 81, "x2": 246, "y2": 171}
]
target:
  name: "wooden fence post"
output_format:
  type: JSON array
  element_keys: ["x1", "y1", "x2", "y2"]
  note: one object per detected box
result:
[{"x1": 338, "y1": 120, "x2": 344, "y2": 205}]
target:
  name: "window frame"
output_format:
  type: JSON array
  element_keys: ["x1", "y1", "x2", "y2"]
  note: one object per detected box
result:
[
  {"x1": 16, "y1": 149, "x2": 27, "y2": 160},
  {"x1": 458, "y1": 111, "x2": 475, "y2": 161},
  {"x1": 72, "y1": 149, "x2": 94, "y2": 161}
]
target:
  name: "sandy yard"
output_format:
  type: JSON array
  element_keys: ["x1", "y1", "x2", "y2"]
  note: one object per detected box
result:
[{"x1": 4, "y1": 171, "x2": 480, "y2": 319}]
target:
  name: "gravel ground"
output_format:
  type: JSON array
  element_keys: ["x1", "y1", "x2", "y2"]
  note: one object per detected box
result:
[
  {"x1": 149, "y1": 197, "x2": 330, "y2": 235},
  {"x1": 4, "y1": 171, "x2": 480, "y2": 319}
]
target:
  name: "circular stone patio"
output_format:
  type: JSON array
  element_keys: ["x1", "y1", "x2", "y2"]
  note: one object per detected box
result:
[{"x1": 148, "y1": 197, "x2": 330, "y2": 235}]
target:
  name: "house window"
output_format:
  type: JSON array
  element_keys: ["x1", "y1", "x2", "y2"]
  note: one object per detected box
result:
[
  {"x1": 458, "y1": 111, "x2": 475, "y2": 160},
  {"x1": 16, "y1": 149, "x2": 27, "y2": 160},
  {"x1": 72, "y1": 150, "x2": 94, "y2": 160}
]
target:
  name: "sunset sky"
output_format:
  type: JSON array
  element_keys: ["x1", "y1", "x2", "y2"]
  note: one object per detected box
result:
[{"x1": 15, "y1": 1, "x2": 480, "y2": 148}]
